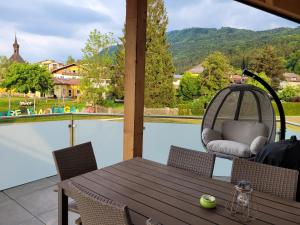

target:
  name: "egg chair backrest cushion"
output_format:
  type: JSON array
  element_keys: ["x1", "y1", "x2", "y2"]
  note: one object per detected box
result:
[{"x1": 222, "y1": 120, "x2": 268, "y2": 146}]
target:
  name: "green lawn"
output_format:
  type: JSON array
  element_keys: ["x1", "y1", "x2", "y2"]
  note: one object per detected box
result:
[
  {"x1": 0, "y1": 97, "x2": 299, "y2": 132},
  {"x1": 0, "y1": 96, "x2": 86, "y2": 112}
]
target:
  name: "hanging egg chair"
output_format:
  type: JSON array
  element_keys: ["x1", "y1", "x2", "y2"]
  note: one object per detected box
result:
[{"x1": 201, "y1": 69, "x2": 286, "y2": 160}]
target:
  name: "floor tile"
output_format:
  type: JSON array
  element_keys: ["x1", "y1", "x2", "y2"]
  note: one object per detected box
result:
[
  {"x1": 46, "y1": 175, "x2": 59, "y2": 185},
  {"x1": 15, "y1": 186, "x2": 58, "y2": 216},
  {"x1": 38, "y1": 208, "x2": 79, "y2": 225},
  {"x1": 0, "y1": 199, "x2": 33, "y2": 225},
  {"x1": 4, "y1": 178, "x2": 54, "y2": 200},
  {"x1": 0, "y1": 192, "x2": 9, "y2": 203},
  {"x1": 17, "y1": 217, "x2": 45, "y2": 225}
]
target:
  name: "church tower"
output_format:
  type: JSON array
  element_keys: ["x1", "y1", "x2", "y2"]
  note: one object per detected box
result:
[{"x1": 9, "y1": 34, "x2": 25, "y2": 63}]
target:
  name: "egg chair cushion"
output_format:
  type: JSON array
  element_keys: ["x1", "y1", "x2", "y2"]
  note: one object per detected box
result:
[
  {"x1": 222, "y1": 121, "x2": 268, "y2": 146},
  {"x1": 207, "y1": 140, "x2": 251, "y2": 158},
  {"x1": 202, "y1": 128, "x2": 222, "y2": 145},
  {"x1": 250, "y1": 136, "x2": 268, "y2": 155}
]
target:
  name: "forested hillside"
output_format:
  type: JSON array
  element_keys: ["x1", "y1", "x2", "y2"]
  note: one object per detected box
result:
[{"x1": 168, "y1": 26, "x2": 300, "y2": 73}]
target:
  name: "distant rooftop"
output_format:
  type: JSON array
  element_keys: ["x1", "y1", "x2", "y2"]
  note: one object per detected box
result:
[
  {"x1": 283, "y1": 72, "x2": 300, "y2": 82},
  {"x1": 186, "y1": 64, "x2": 204, "y2": 74}
]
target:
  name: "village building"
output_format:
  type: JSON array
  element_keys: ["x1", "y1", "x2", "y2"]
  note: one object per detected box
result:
[
  {"x1": 9, "y1": 35, "x2": 25, "y2": 63},
  {"x1": 229, "y1": 74, "x2": 247, "y2": 84},
  {"x1": 281, "y1": 72, "x2": 300, "y2": 88},
  {"x1": 173, "y1": 74, "x2": 182, "y2": 89},
  {"x1": 52, "y1": 63, "x2": 81, "y2": 79},
  {"x1": 187, "y1": 64, "x2": 204, "y2": 74},
  {"x1": 53, "y1": 77, "x2": 81, "y2": 99},
  {"x1": 38, "y1": 59, "x2": 65, "y2": 71},
  {"x1": 51, "y1": 64, "x2": 81, "y2": 98}
]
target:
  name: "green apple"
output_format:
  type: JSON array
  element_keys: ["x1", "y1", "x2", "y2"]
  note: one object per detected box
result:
[{"x1": 200, "y1": 195, "x2": 216, "y2": 209}]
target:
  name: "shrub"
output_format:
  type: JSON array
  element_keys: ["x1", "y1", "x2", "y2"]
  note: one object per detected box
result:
[
  {"x1": 278, "y1": 85, "x2": 300, "y2": 102},
  {"x1": 178, "y1": 96, "x2": 211, "y2": 116},
  {"x1": 178, "y1": 103, "x2": 192, "y2": 115}
]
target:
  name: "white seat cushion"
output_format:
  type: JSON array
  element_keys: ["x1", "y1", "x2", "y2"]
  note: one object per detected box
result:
[
  {"x1": 222, "y1": 120, "x2": 268, "y2": 146},
  {"x1": 202, "y1": 128, "x2": 222, "y2": 145},
  {"x1": 250, "y1": 136, "x2": 268, "y2": 154},
  {"x1": 207, "y1": 140, "x2": 251, "y2": 158}
]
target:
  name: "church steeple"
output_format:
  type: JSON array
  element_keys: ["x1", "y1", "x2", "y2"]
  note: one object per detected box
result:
[
  {"x1": 9, "y1": 34, "x2": 25, "y2": 63},
  {"x1": 13, "y1": 34, "x2": 20, "y2": 54}
]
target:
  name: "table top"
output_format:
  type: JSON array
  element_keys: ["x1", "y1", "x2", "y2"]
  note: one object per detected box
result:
[{"x1": 59, "y1": 157, "x2": 300, "y2": 225}]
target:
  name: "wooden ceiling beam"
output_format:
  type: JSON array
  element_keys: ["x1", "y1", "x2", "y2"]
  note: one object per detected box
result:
[{"x1": 236, "y1": 0, "x2": 300, "y2": 23}]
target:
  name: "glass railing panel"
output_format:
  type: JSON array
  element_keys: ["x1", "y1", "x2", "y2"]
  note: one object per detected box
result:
[
  {"x1": 74, "y1": 118, "x2": 123, "y2": 168},
  {"x1": 142, "y1": 119, "x2": 233, "y2": 178},
  {"x1": 0, "y1": 120, "x2": 70, "y2": 190}
]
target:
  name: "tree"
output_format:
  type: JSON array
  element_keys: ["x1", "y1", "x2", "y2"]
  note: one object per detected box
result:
[
  {"x1": 178, "y1": 72, "x2": 200, "y2": 100},
  {"x1": 286, "y1": 50, "x2": 300, "y2": 74},
  {"x1": 278, "y1": 85, "x2": 300, "y2": 102},
  {"x1": 0, "y1": 56, "x2": 11, "y2": 81},
  {"x1": 66, "y1": 56, "x2": 76, "y2": 65},
  {"x1": 250, "y1": 45, "x2": 285, "y2": 90},
  {"x1": 2, "y1": 63, "x2": 53, "y2": 110},
  {"x1": 245, "y1": 72, "x2": 271, "y2": 92},
  {"x1": 144, "y1": 0, "x2": 175, "y2": 107},
  {"x1": 111, "y1": 35, "x2": 125, "y2": 100},
  {"x1": 2, "y1": 63, "x2": 53, "y2": 94},
  {"x1": 80, "y1": 29, "x2": 115, "y2": 106},
  {"x1": 201, "y1": 52, "x2": 232, "y2": 98}
]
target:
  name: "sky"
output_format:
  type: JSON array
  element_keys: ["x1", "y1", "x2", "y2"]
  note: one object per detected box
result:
[{"x1": 0, "y1": 0, "x2": 298, "y2": 63}]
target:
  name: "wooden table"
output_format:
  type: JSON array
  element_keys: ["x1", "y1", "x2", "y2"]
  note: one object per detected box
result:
[{"x1": 58, "y1": 157, "x2": 300, "y2": 225}]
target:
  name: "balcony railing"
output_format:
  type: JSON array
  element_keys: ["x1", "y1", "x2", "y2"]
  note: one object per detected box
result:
[{"x1": 0, "y1": 113, "x2": 299, "y2": 190}]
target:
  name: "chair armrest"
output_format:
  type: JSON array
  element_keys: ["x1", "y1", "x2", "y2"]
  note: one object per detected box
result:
[
  {"x1": 250, "y1": 136, "x2": 268, "y2": 155},
  {"x1": 202, "y1": 128, "x2": 222, "y2": 145}
]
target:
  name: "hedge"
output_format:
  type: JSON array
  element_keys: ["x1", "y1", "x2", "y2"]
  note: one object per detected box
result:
[{"x1": 179, "y1": 101, "x2": 300, "y2": 116}]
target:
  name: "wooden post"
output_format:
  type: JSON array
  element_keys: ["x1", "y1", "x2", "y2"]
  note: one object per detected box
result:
[{"x1": 123, "y1": 0, "x2": 147, "y2": 160}]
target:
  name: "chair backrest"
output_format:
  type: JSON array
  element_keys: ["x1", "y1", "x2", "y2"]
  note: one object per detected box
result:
[
  {"x1": 167, "y1": 145, "x2": 216, "y2": 177},
  {"x1": 222, "y1": 120, "x2": 268, "y2": 146},
  {"x1": 52, "y1": 142, "x2": 97, "y2": 181},
  {"x1": 231, "y1": 158, "x2": 299, "y2": 201},
  {"x1": 69, "y1": 182, "x2": 132, "y2": 225}
]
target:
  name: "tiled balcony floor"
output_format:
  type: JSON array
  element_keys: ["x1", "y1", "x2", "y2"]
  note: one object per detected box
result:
[
  {"x1": 0, "y1": 175, "x2": 230, "y2": 225},
  {"x1": 0, "y1": 176, "x2": 79, "y2": 225}
]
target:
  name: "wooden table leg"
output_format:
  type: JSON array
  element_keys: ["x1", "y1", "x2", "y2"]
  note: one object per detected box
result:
[{"x1": 58, "y1": 188, "x2": 68, "y2": 225}]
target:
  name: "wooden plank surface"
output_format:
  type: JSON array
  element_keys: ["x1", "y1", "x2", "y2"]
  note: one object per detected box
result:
[{"x1": 59, "y1": 158, "x2": 300, "y2": 225}]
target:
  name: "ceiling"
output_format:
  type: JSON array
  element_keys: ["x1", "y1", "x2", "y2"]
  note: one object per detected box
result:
[{"x1": 236, "y1": 0, "x2": 300, "y2": 23}]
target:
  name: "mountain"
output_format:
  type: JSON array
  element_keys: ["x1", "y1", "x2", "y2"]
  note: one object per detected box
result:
[{"x1": 168, "y1": 26, "x2": 300, "y2": 73}]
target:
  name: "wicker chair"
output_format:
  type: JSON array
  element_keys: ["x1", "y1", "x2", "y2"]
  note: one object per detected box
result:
[
  {"x1": 167, "y1": 145, "x2": 216, "y2": 178},
  {"x1": 231, "y1": 158, "x2": 299, "y2": 201},
  {"x1": 52, "y1": 142, "x2": 97, "y2": 224},
  {"x1": 69, "y1": 181, "x2": 132, "y2": 225}
]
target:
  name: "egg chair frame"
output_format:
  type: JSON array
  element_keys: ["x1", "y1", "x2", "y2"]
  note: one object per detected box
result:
[{"x1": 201, "y1": 69, "x2": 286, "y2": 160}]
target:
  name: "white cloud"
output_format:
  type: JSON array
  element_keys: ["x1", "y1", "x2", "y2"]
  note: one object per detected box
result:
[
  {"x1": 0, "y1": 0, "x2": 298, "y2": 63},
  {"x1": 165, "y1": 0, "x2": 298, "y2": 31}
]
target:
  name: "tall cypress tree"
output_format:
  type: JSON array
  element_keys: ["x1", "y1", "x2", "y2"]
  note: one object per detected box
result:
[
  {"x1": 145, "y1": 0, "x2": 175, "y2": 107},
  {"x1": 111, "y1": 35, "x2": 125, "y2": 100},
  {"x1": 250, "y1": 45, "x2": 284, "y2": 90},
  {"x1": 111, "y1": 0, "x2": 175, "y2": 107}
]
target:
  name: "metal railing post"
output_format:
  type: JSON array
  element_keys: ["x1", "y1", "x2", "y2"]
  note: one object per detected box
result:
[{"x1": 69, "y1": 114, "x2": 75, "y2": 147}]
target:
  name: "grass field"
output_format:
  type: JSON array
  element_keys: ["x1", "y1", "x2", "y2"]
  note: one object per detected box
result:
[
  {"x1": 0, "y1": 96, "x2": 299, "y2": 132},
  {"x1": 0, "y1": 97, "x2": 86, "y2": 112}
]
